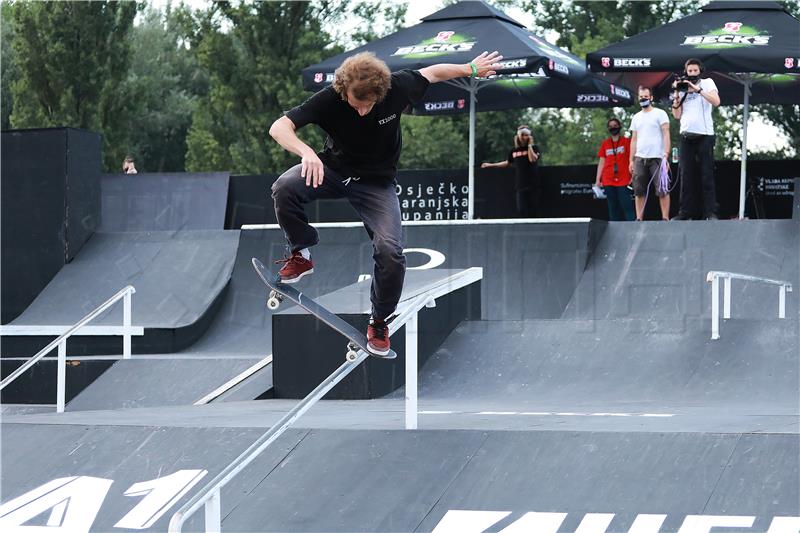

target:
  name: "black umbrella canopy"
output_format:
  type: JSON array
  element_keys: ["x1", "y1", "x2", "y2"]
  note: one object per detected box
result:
[
  {"x1": 587, "y1": 1, "x2": 800, "y2": 73},
  {"x1": 585, "y1": 1, "x2": 800, "y2": 105},
  {"x1": 302, "y1": 0, "x2": 632, "y2": 107}
]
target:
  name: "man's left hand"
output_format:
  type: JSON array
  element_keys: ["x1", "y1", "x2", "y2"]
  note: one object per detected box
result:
[
  {"x1": 470, "y1": 51, "x2": 503, "y2": 78},
  {"x1": 687, "y1": 80, "x2": 701, "y2": 93}
]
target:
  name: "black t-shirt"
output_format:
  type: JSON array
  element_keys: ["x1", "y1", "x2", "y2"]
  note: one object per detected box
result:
[
  {"x1": 507, "y1": 145, "x2": 541, "y2": 190},
  {"x1": 285, "y1": 69, "x2": 430, "y2": 181}
]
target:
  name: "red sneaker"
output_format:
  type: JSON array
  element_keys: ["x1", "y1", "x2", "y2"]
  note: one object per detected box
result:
[
  {"x1": 367, "y1": 316, "x2": 394, "y2": 357},
  {"x1": 275, "y1": 252, "x2": 314, "y2": 284}
]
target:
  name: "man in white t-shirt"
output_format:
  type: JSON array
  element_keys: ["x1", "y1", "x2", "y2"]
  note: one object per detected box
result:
[
  {"x1": 671, "y1": 58, "x2": 721, "y2": 220},
  {"x1": 629, "y1": 86, "x2": 671, "y2": 221}
]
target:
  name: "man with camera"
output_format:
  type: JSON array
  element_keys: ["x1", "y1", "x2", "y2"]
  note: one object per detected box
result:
[{"x1": 671, "y1": 58, "x2": 721, "y2": 220}]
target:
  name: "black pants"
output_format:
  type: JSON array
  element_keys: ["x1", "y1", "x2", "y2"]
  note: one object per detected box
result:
[
  {"x1": 516, "y1": 187, "x2": 541, "y2": 217},
  {"x1": 678, "y1": 134, "x2": 717, "y2": 218},
  {"x1": 271, "y1": 164, "x2": 405, "y2": 321}
]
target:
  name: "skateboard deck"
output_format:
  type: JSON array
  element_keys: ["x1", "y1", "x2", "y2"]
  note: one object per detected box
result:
[{"x1": 251, "y1": 257, "x2": 397, "y2": 360}]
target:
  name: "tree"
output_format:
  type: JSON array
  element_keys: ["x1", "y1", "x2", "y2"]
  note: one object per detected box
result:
[
  {"x1": 118, "y1": 4, "x2": 206, "y2": 172},
  {"x1": 184, "y1": 1, "x2": 410, "y2": 175},
  {"x1": 8, "y1": 1, "x2": 138, "y2": 169},
  {"x1": 1, "y1": 2, "x2": 19, "y2": 130}
]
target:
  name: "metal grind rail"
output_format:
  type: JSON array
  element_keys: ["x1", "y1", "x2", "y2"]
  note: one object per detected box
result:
[
  {"x1": 168, "y1": 290, "x2": 444, "y2": 532},
  {"x1": 706, "y1": 271, "x2": 793, "y2": 340}
]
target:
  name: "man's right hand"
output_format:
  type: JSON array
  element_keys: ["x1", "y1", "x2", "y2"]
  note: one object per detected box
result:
[
  {"x1": 301, "y1": 151, "x2": 324, "y2": 188},
  {"x1": 629, "y1": 160, "x2": 635, "y2": 174}
]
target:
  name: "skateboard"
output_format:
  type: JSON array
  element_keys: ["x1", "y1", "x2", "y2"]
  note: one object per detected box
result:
[{"x1": 251, "y1": 258, "x2": 397, "y2": 361}]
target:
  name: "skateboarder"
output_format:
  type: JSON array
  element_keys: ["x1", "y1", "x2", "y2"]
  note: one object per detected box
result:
[{"x1": 268, "y1": 50, "x2": 502, "y2": 356}]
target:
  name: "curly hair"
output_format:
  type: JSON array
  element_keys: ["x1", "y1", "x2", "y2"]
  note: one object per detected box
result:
[{"x1": 332, "y1": 52, "x2": 391, "y2": 102}]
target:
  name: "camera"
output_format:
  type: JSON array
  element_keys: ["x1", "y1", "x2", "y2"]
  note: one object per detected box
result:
[{"x1": 674, "y1": 74, "x2": 700, "y2": 91}]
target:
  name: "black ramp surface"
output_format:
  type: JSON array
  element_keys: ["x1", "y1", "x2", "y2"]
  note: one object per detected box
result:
[
  {"x1": 100, "y1": 172, "x2": 230, "y2": 231},
  {"x1": 416, "y1": 318, "x2": 799, "y2": 405},
  {"x1": 563, "y1": 220, "x2": 799, "y2": 321},
  {"x1": 8, "y1": 230, "x2": 238, "y2": 328},
  {"x1": 0, "y1": 423, "x2": 308, "y2": 532},
  {"x1": 217, "y1": 430, "x2": 798, "y2": 532},
  {"x1": 65, "y1": 358, "x2": 263, "y2": 410},
  {"x1": 2, "y1": 424, "x2": 796, "y2": 532}
]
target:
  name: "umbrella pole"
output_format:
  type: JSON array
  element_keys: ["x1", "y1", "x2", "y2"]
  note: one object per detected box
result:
[
  {"x1": 738, "y1": 80, "x2": 750, "y2": 220},
  {"x1": 468, "y1": 80, "x2": 476, "y2": 220}
]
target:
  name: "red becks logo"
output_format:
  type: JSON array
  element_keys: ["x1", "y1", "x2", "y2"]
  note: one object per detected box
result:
[
  {"x1": 457, "y1": 99, "x2": 465, "y2": 109},
  {"x1": 435, "y1": 31, "x2": 455, "y2": 42},
  {"x1": 786, "y1": 57, "x2": 795, "y2": 69},
  {"x1": 723, "y1": 22, "x2": 743, "y2": 32},
  {"x1": 601, "y1": 57, "x2": 610, "y2": 68},
  {"x1": 314, "y1": 73, "x2": 323, "y2": 83}
]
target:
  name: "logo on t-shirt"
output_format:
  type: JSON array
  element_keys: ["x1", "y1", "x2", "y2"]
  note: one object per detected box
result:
[{"x1": 378, "y1": 113, "x2": 397, "y2": 125}]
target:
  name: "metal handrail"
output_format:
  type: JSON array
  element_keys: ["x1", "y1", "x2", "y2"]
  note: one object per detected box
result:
[
  {"x1": 169, "y1": 351, "x2": 370, "y2": 532},
  {"x1": 706, "y1": 271, "x2": 792, "y2": 340},
  {"x1": 169, "y1": 295, "x2": 440, "y2": 533},
  {"x1": 0, "y1": 285, "x2": 136, "y2": 411},
  {"x1": 169, "y1": 268, "x2": 483, "y2": 531}
]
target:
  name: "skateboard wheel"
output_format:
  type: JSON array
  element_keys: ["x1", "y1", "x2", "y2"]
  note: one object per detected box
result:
[
  {"x1": 267, "y1": 297, "x2": 280, "y2": 310},
  {"x1": 346, "y1": 350, "x2": 358, "y2": 362}
]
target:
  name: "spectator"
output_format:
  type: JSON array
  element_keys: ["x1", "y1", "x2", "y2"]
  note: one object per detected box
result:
[
  {"x1": 122, "y1": 156, "x2": 138, "y2": 175},
  {"x1": 595, "y1": 117, "x2": 634, "y2": 221},
  {"x1": 671, "y1": 58, "x2": 721, "y2": 220},
  {"x1": 481, "y1": 125, "x2": 542, "y2": 217},
  {"x1": 629, "y1": 86, "x2": 671, "y2": 221}
]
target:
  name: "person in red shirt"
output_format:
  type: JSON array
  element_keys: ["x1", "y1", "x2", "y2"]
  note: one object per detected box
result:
[{"x1": 595, "y1": 118, "x2": 634, "y2": 221}]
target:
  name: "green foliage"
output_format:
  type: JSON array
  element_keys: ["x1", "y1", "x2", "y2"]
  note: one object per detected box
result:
[
  {"x1": 8, "y1": 1, "x2": 137, "y2": 168},
  {"x1": 116, "y1": 4, "x2": 205, "y2": 172},
  {"x1": 1, "y1": 2, "x2": 19, "y2": 130},
  {"x1": 183, "y1": 1, "x2": 416, "y2": 175}
]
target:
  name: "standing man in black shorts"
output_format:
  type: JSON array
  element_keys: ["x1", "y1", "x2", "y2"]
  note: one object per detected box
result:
[{"x1": 269, "y1": 50, "x2": 502, "y2": 356}]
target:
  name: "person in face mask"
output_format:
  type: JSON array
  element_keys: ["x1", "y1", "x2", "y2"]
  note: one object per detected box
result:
[
  {"x1": 671, "y1": 58, "x2": 721, "y2": 220},
  {"x1": 595, "y1": 118, "x2": 634, "y2": 221},
  {"x1": 629, "y1": 86, "x2": 671, "y2": 221}
]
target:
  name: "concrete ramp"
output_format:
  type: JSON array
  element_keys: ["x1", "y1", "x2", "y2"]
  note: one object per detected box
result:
[
  {"x1": 5, "y1": 230, "x2": 238, "y2": 329},
  {"x1": 100, "y1": 172, "x2": 230, "y2": 232},
  {"x1": 415, "y1": 317, "x2": 799, "y2": 407},
  {"x1": 64, "y1": 357, "x2": 264, "y2": 411},
  {"x1": 563, "y1": 220, "x2": 798, "y2": 321},
  {"x1": 1, "y1": 423, "x2": 796, "y2": 532}
]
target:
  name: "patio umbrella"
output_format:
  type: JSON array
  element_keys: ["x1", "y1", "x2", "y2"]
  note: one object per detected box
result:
[
  {"x1": 302, "y1": 0, "x2": 632, "y2": 218},
  {"x1": 586, "y1": 1, "x2": 800, "y2": 219}
]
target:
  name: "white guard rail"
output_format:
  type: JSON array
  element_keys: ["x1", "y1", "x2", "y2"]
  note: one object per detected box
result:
[
  {"x1": 706, "y1": 271, "x2": 792, "y2": 340},
  {"x1": 169, "y1": 268, "x2": 482, "y2": 532},
  {"x1": 0, "y1": 286, "x2": 140, "y2": 412}
]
